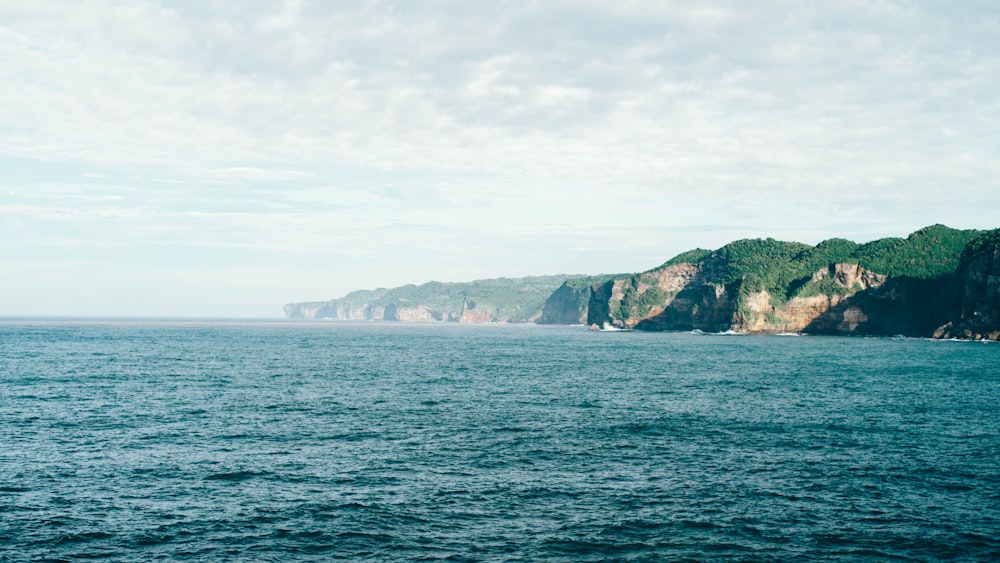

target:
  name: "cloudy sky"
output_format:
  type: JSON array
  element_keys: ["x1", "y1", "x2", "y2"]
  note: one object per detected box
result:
[{"x1": 2, "y1": 1, "x2": 998, "y2": 317}]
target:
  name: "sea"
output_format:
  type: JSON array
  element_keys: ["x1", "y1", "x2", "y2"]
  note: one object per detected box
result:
[{"x1": 1, "y1": 319, "x2": 998, "y2": 562}]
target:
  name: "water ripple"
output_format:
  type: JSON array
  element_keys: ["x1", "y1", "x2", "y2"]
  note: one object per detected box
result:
[{"x1": 1, "y1": 322, "x2": 998, "y2": 561}]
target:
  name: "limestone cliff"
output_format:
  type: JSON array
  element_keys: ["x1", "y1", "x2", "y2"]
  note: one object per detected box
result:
[
  {"x1": 382, "y1": 304, "x2": 460, "y2": 322},
  {"x1": 580, "y1": 225, "x2": 994, "y2": 337},
  {"x1": 731, "y1": 264, "x2": 886, "y2": 332},
  {"x1": 587, "y1": 262, "x2": 892, "y2": 334},
  {"x1": 284, "y1": 275, "x2": 572, "y2": 323},
  {"x1": 286, "y1": 225, "x2": 1000, "y2": 338},
  {"x1": 587, "y1": 257, "x2": 733, "y2": 331},
  {"x1": 284, "y1": 299, "x2": 381, "y2": 320}
]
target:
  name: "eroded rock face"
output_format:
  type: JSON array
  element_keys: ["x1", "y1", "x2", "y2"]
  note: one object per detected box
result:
[
  {"x1": 460, "y1": 310, "x2": 497, "y2": 323},
  {"x1": 646, "y1": 263, "x2": 705, "y2": 292},
  {"x1": 634, "y1": 282, "x2": 735, "y2": 332},
  {"x1": 284, "y1": 301, "x2": 376, "y2": 319},
  {"x1": 538, "y1": 281, "x2": 591, "y2": 324},
  {"x1": 284, "y1": 303, "x2": 322, "y2": 319},
  {"x1": 459, "y1": 298, "x2": 498, "y2": 323},
  {"x1": 382, "y1": 304, "x2": 459, "y2": 322},
  {"x1": 736, "y1": 264, "x2": 889, "y2": 333},
  {"x1": 587, "y1": 257, "x2": 733, "y2": 331},
  {"x1": 588, "y1": 261, "x2": 910, "y2": 335},
  {"x1": 934, "y1": 241, "x2": 1000, "y2": 340},
  {"x1": 813, "y1": 263, "x2": 887, "y2": 291}
]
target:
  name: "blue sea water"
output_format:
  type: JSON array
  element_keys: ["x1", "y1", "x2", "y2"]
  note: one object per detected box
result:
[{"x1": 1, "y1": 320, "x2": 998, "y2": 562}]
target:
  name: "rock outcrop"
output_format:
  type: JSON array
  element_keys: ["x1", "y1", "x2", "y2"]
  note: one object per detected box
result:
[
  {"x1": 586, "y1": 261, "x2": 896, "y2": 334},
  {"x1": 537, "y1": 276, "x2": 615, "y2": 325},
  {"x1": 382, "y1": 304, "x2": 460, "y2": 322},
  {"x1": 934, "y1": 231, "x2": 1000, "y2": 341},
  {"x1": 285, "y1": 225, "x2": 1000, "y2": 339},
  {"x1": 284, "y1": 299, "x2": 381, "y2": 320},
  {"x1": 734, "y1": 264, "x2": 888, "y2": 333},
  {"x1": 587, "y1": 257, "x2": 734, "y2": 331},
  {"x1": 284, "y1": 275, "x2": 572, "y2": 323},
  {"x1": 578, "y1": 226, "x2": 999, "y2": 338}
]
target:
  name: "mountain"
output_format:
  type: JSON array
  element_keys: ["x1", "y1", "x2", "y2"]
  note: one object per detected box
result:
[
  {"x1": 284, "y1": 275, "x2": 575, "y2": 323},
  {"x1": 284, "y1": 225, "x2": 1000, "y2": 340},
  {"x1": 543, "y1": 225, "x2": 999, "y2": 339}
]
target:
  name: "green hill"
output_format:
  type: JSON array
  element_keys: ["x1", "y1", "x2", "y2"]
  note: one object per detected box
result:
[{"x1": 285, "y1": 275, "x2": 576, "y2": 322}]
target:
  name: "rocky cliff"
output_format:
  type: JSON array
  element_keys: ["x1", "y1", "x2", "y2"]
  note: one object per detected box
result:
[
  {"x1": 285, "y1": 225, "x2": 1000, "y2": 339},
  {"x1": 537, "y1": 276, "x2": 616, "y2": 325},
  {"x1": 586, "y1": 262, "x2": 894, "y2": 333},
  {"x1": 284, "y1": 288, "x2": 388, "y2": 320},
  {"x1": 934, "y1": 230, "x2": 1000, "y2": 340},
  {"x1": 284, "y1": 275, "x2": 573, "y2": 323},
  {"x1": 580, "y1": 225, "x2": 997, "y2": 338}
]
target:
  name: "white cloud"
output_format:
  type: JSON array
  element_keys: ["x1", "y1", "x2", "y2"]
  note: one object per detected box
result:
[
  {"x1": 1, "y1": 1, "x2": 999, "y2": 316},
  {"x1": 205, "y1": 167, "x2": 315, "y2": 182}
]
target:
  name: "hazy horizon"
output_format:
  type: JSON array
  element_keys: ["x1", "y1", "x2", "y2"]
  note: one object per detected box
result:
[{"x1": 3, "y1": 2, "x2": 999, "y2": 317}]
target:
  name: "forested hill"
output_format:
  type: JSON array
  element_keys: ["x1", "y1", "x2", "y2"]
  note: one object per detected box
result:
[
  {"x1": 285, "y1": 225, "x2": 1000, "y2": 339},
  {"x1": 284, "y1": 275, "x2": 575, "y2": 323},
  {"x1": 564, "y1": 225, "x2": 999, "y2": 339}
]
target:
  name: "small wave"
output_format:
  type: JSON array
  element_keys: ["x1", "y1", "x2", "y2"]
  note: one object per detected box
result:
[
  {"x1": 134, "y1": 532, "x2": 175, "y2": 547},
  {"x1": 616, "y1": 422, "x2": 667, "y2": 436},
  {"x1": 494, "y1": 426, "x2": 530, "y2": 433},
  {"x1": 713, "y1": 329, "x2": 743, "y2": 336},
  {"x1": 680, "y1": 520, "x2": 724, "y2": 531},
  {"x1": 0, "y1": 485, "x2": 31, "y2": 493},
  {"x1": 54, "y1": 531, "x2": 114, "y2": 544},
  {"x1": 204, "y1": 470, "x2": 269, "y2": 482}
]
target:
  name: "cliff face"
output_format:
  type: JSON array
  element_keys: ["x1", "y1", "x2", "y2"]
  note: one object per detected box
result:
[
  {"x1": 537, "y1": 282, "x2": 589, "y2": 325},
  {"x1": 285, "y1": 225, "x2": 1000, "y2": 338},
  {"x1": 284, "y1": 301, "x2": 379, "y2": 320},
  {"x1": 284, "y1": 275, "x2": 571, "y2": 323},
  {"x1": 587, "y1": 258, "x2": 734, "y2": 331},
  {"x1": 537, "y1": 276, "x2": 615, "y2": 325},
  {"x1": 736, "y1": 264, "x2": 887, "y2": 333},
  {"x1": 934, "y1": 232, "x2": 1000, "y2": 340},
  {"x1": 382, "y1": 304, "x2": 460, "y2": 322},
  {"x1": 580, "y1": 226, "x2": 996, "y2": 338},
  {"x1": 587, "y1": 262, "x2": 905, "y2": 334}
]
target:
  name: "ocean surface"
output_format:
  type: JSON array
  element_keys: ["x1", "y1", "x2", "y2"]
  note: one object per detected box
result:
[{"x1": 1, "y1": 320, "x2": 998, "y2": 561}]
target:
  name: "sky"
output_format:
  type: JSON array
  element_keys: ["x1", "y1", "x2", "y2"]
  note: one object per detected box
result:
[{"x1": 2, "y1": 1, "x2": 999, "y2": 318}]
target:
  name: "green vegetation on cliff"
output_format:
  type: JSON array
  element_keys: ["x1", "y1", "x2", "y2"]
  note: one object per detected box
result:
[
  {"x1": 939, "y1": 227, "x2": 1000, "y2": 340},
  {"x1": 715, "y1": 238, "x2": 812, "y2": 302},
  {"x1": 614, "y1": 284, "x2": 666, "y2": 322},
  {"x1": 290, "y1": 225, "x2": 995, "y2": 336},
  {"x1": 537, "y1": 275, "x2": 620, "y2": 325},
  {"x1": 657, "y1": 248, "x2": 712, "y2": 269},
  {"x1": 582, "y1": 224, "x2": 989, "y2": 334},
  {"x1": 681, "y1": 224, "x2": 982, "y2": 307},
  {"x1": 960, "y1": 228, "x2": 1000, "y2": 261},
  {"x1": 287, "y1": 275, "x2": 576, "y2": 322},
  {"x1": 854, "y1": 224, "x2": 980, "y2": 278},
  {"x1": 381, "y1": 276, "x2": 574, "y2": 320}
]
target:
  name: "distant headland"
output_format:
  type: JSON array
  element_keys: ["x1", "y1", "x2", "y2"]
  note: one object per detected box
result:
[{"x1": 284, "y1": 225, "x2": 1000, "y2": 341}]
